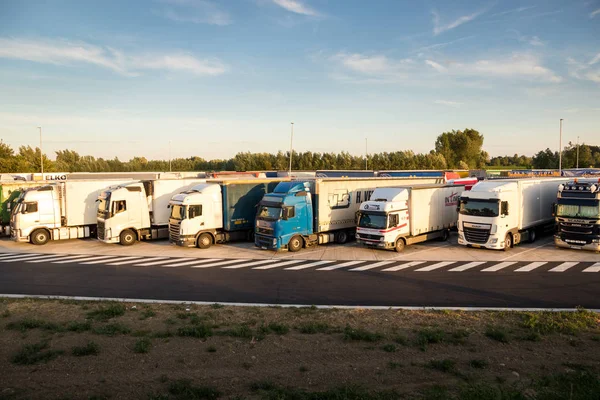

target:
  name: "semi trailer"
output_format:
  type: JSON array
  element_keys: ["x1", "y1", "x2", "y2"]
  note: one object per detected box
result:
[
  {"x1": 356, "y1": 184, "x2": 465, "y2": 252},
  {"x1": 10, "y1": 179, "x2": 132, "y2": 245},
  {"x1": 554, "y1": 179, "x2": 600, "y2": 251},
  {"x1": 254, "y1": 177, "x2": 442, "y2": 252},
  {"x1": 96, "y1": 179, "x2": 206, "y2": 245},
  {"x1": 457, "y1": 178, "x2": 568, "y2": 250},
  {"x1": 168, "y1": 179, "x2": 286, "y2": 248}
]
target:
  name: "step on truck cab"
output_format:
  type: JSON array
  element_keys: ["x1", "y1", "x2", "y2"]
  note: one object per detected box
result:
[
  {"x1": 168, "y1": 179, "x2": 286, "y2": 248},
  {"x1": 554, "y1": 179, "x2": 600, "y2": 251},
  {"x1": 457, "y1": 178, "x2": 568, "y2": 250},
  {"x1": 97, "y1": 179, "x2": 206, "y2": 245},
  {"x1": 356, "y1": 184, "x2": 465, "y2": 252}
]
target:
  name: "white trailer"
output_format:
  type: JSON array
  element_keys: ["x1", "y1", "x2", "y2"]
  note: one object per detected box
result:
[
  {"x1": 97, "y1": 179, "x2": 206, "y2": 245},
  {"x1": 457, "y1": 178, "x2": 568, "y2": 250},
  {"x1": 10, "y1": 179, "x2": 133, "y2": 245},
  {"x1": 356, "y1": 184, "x2": 464, "y2": 251}
]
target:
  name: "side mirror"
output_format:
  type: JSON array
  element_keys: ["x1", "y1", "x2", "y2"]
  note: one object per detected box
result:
[
  {"x1": 501, "y1": 201, "x2": 509, "y2": 216},
  {"x1": 551, "y1": 203, "x2": 557, "y2": 217},
  {"x1": 355, "y1": 211, "x2": 361, "y2": 225},
  {"x1": 282, "y1": 208, "x2": 289, "y2": 220}
]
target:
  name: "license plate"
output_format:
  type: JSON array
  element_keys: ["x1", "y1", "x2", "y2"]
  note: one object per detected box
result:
[
  {"x1": 569, "y1": 245, "x2": 582, "y2": 250},
  {"x1": 261, "y1": 246, "x2": 267, "y2": 250},
  {"x1": 472, "y1": 244, "x2": 481, "y2": 248}
]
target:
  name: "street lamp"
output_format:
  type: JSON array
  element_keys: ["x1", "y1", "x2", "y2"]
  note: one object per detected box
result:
[
  {"x1": 365, "y1": 138, "x2": 368, "y2": 170},
  {"x1": 37, "y1": 126, "x2": 43, "y2": 175},
  {"x1": 559, "y1": 119, "x2": 563, "y2": 174},
  {"x1": 288, "y1": 122, "x2": 294, "y2": 174},
  {"x1": 576, "y1": 136, "x2": 579, "y2": 170}
]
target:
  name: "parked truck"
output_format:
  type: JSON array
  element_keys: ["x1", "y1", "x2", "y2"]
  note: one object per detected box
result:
[
  {"x1": 10, "y1": 179, "x2": 132, "y2": 245},
  {"x1": 554, "y1": 179, "x2": 600, "y2": 251},
  {"x1": 96, "y1": 179, "x2": 206, "y2": 245},
  {"x1": 1, "y1": 180, "x2": 51, "y2": 236},
  {"x1": 168, "y1": 179, "x2": 287, "y2": 248},
  {"x1": 254, "y1": 177, "x2": 442, "y2": 252},
  {"x1": 457, "y1": 178, "x2": 568, "y2": 250},
  {"x1": 356, "y1": 184, "x2": 465, "y2": 252}
]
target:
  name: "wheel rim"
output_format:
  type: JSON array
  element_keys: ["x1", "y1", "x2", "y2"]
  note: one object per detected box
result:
[
  {"x1": 506, "y1": 236, "x2": 511, "y2": 247},
  {"x1": 37, "y1": 233, "x2": 46, "y2": 242},
  {"x1": 202, "y1": 236, "x2": 210, "y2": 246},
  {"x1": 125, "y1": 234, "x2": 133, "y2": 242},
  {"x1": 292, "y1": 238, "x2": 300, "y2": 248}
]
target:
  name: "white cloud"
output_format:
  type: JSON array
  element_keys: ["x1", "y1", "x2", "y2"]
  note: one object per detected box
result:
[
  {"x1": 272, "y1": 0, "x2": 319, "y2": 16},
  {"x1": 0, "y1": 37, "x2": 228, "y2": 77},
  {"x1": 425, "y1": 60, "x2": 446, "y2": 72},
  {"x1": 331, "y1": 53, "x2": 415, "y2": 82},
  {"x1": 528, "y1": 36, "x2": 544, "y2": 46},
  {"x1": 568, "y1": 54, "x2": 600, "y2": 83},
  {"x1": 466, "y1": 54, "x2": 562, "y2": 82},
  {"x1": 490, "y1": 6, "x2": 536, "y2": 17},
  {"x1": 432, "y1": 8, "x2": 485, "y2": 35},
  {"x1": 434, "y1": 100, "x2": 462, "y2": 107},
  {"x1": 156, "y1": 0, "x2": 232, "y2": 26},
  {"x1": 590, "y1": 8, "x2": 600, "y2": 18}
]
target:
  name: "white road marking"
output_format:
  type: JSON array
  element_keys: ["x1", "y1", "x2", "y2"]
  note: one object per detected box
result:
[
  {"x1": 253, "y1": 260, "x2": 304, "y2": 270},
  {"x1": 134, "y1": 258, "x2": 193, "y2": 266},
  {"x1": 285, "y1": 260, "x2": 332, "y2": 270},
  {"x1": 317, "y1": 260, "x2": 363, "y2": 271},
  {"x1": 549, "y1": 262, "x2": 578, "y2": 272},
  {"x1": 583, "y1": 262, "x2": 600, "y2": 273},
  {"x1": 415, "y1": 261, "x2": 456, "y2": 272},
  {"x1": 0, "y1": 253, "x2": 40, "y2": 261},
  {"x1": 79, "y1": 256, "x2": 131, "y2": 265},
  {"x1": 515, "y1": 262, "x2": 547, "y2": 272},
  {"x1": 52, "y1": 255, "x2": 117, "y2": 264},
  {"x1": 449, "y1": 261, "x2": 486, "y2": 272},
  {"x1": 481, "y1": 261, "x2": 517, "y2": 272},
  {"x1": 222, "y1": 259, "x2": 275, "y2": 269},
  {"x1": 350, "y1": 260, "x2": 395, "y2": 271},
  {"x1": 0, "y1": 254, "x2": 56, "y2": 262},
  {"x1": 382, "y1": 261, "x2": 426, "y2": 272},
  {"x1": 162, "y1": 258, "x2": 223, "y2": 268},
  {"x1": 189, "y1": 259, "x2": 241, "y2": 268},
  {"x1": 27, "y1": 254, "x2": 91, "y2": 263},
  {"x1": 21, "y1": 254, "x2": 79, "y2": 263},
  {"x1": 106, "y1": 257, "x2": 149, "y2": 266}
]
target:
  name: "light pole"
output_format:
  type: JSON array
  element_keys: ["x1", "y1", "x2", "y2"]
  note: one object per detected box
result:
[
  {"x1": 365, "y1": 138, "x2": 368, "y2": 170},
  {"x1": 288, "y1": 122, "x2": 294, "y2": 174},
  {"x1": 38, "y1": 126, "x2": 43, "y2": 175},
  {"x1": 576, "y1": 136, "x2": 579, "y2": 170},
  {"x1": 558, "y1": 119, "x2": 563, "y2": 174},
  {"x1": 169, "y1": 140, "x2": 172, "y2": 172}
]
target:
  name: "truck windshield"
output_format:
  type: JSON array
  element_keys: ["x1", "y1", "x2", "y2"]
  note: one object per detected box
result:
[
  {"x1": 557, "y1": 204, "x2": 600, "y2": 218},
  {"x1": 170, "y1": 205, "x2": 186, "y2": 220},
  {"x1": 257, "y1": 205, "x2": 281, "y2": 220},
  {"x1": 97, "y1": 197, "x2": 110, "y2": 218},
  {"x1": 358, "y1": 213, "x2": 387, "y2": 229},
  {"x1": 459, "y1": 199, "x2": 499, "y2": 217}
]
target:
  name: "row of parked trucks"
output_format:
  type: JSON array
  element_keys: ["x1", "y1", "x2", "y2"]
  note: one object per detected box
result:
[{"x1": 5, "y1": 173, "x2": 599, "y2": 252}]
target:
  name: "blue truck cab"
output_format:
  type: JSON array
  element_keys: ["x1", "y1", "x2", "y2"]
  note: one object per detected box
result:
[{"x1": 254, "y1": 181, "x2": 312, "y2": 251}]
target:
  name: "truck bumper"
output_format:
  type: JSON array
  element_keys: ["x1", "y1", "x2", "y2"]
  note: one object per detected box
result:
[
  {"x1": 170, "y1": 234, "x2": 197, "y2": 248},
  {"x1": 457, "y1": 233, "x2": 505, "y2": 250},
  {"x1": 98, "y1": 237, "x2": 120, "y2": 244},
  {"x1": 554, "y1": 235, "x2": 600, "y2": 252},
  {"x1": 10, "y1": 229, "x2": 29, "y2": 243},
  {"x1": 255, "y1": 234, "x2": 278, "y2": 250},
  {"x1": 357, "y1": 239, "x2": 394, "y2": 249}
]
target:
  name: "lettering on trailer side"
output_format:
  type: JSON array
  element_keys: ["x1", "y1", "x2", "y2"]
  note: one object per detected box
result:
[
  {"x1": 355, "y1": 190, "x2": 374, "y2": 205},
  {"x1": 444, "y1": 192, "x2": 459, "y2": 207}
]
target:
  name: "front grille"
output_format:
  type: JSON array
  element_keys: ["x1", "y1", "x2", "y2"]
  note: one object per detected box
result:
[
  {"x1": 464, "y1": 227, "x2": 490, "y2": 244},
  {"x1": 358, "y1": 233, "x2": 382, "y2": 241},
  {"x1": 257, "y1": 227, "x2": 273, "y2": 235},
  {"x1": 559, "y1": 223, "x2": 593, "y2": 235},
  {"x1": 169, "y1": 222, "x2": 180, "y2": 242},
  {"x1": 255, "y1": 234, "x2": 273, "y2": 247},
  {"x1": 97, "y1": 220, "x2": 105, "y2": 240}
]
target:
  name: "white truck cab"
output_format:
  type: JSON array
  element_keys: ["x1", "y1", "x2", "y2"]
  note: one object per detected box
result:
[{"x1": 97, "y1": 183, "x2": 148, "y2": 244}]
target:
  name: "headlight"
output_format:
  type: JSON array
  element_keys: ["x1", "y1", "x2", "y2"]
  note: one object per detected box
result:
[
  {"x1": 490, "y1": 225, "x2": 497, "y2": 234},
  {"x1": 256, "y1": 221, "x2": 259, "y2": 227},
  {"x1": 355, "y1": 234, "x2": 360, "y2": 239},
  {"x1": 272, "y1": 238, "x2": 277, "y2": 246},
  {"x1": 490, "y1": 238, "x2": 498, "y2": 244},
  {"x1": 379, "y1": 237, "x2": 385, "y2": 241},
  {"x1": 458, "y1": 233, "x2": 464, "y2": 240}
]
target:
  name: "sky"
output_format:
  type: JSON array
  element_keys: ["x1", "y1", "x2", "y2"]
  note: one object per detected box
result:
[{"x1": 0, "y1": 0, "x2": 599, "y2": 161}]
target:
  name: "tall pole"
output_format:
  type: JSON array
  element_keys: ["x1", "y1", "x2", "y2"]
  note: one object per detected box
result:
[
  {"x1": 365, "y1": 138, "x2": 368, "y2": 170},
  {"x1": 288, "y1": 122, "x2": 294, "y2": 174},
  {"x1": 559, "y1": 119, "x2": 563, "y2": 174},
  {"x1": 38, "y1": 126, "x2": 43, "y2": 175},
  {"x1": 169, "y1": 140, "x2": 172, "y2": 172},
  {"x1": 576, "y1": 136, "x2": 579, "y2": 169}
]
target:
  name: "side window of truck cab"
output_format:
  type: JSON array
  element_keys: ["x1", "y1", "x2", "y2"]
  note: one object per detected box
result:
[
  {"x1": 23, "y1": 202, "x2": 38, "y2": 214},
  {"x1": 388, "y1": 214, "x2": 399, "y2": 228},
  {"x1": 113, "y1": 200, "x2": 126, "y2": 215},
  {"x1": 189, "y1": 205, "x2": 202, "y2": 219}
]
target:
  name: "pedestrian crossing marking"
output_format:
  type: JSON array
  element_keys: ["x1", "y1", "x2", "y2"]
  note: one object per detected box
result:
[
  {"x1": 549, "y1": 262, "x2": 578, "y2": 272},
  {"x1": 415, "y1": 261, "x2": 456, "y2": 272},
  {"x1": 515, "y1": 262, "x2": 547, "y2": 272},
  {"x1": 350, "y1": 260, "x2": 395, "y2": 271},
  {"x1": 382, "y1": 261, "x2": 425, "y2": 272},
  {"x1": 481, "y1": 261, "x2": 517, "y2": 272},
  {"x1": 317, "y1": 261, "x2": 363, "y2": 271},
  {"x1": 449, "y1": 261, "x2": 485, "y2": 272},
  {"x1": 582, "y1": 262, "x2": 600, "y2": 273}
]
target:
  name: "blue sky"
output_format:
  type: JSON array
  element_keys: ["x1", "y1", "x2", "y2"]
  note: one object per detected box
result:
[{"x1": 0, "y1": 0, "x2": 598, "y2": 161}]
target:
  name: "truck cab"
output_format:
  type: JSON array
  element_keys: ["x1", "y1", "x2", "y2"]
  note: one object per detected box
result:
[
  {"x1": 10, "y1": 186, "x2": 60, "y2": 244},
  {"x1": 97, "y1": 182, "x2": 149, "y2": 245},
  {"x1": 254, "y1": 181, "x2": 312, "y2": 251},
  {"x1": 554, "y1": 179, "x2": 600, "y2": 251}
]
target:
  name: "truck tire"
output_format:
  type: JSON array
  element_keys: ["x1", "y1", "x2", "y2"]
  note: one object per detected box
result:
[
  {"x1": 31, "y1": 229, "x2": 50, "y2": 245},
  {"x1": 197, "y1": 233, "x2": 212, "y2": 249},
  {"x1": 529, "y1": 229, "x2": 537, "y2": 243},
  {"x1": 336, "y1": 230, "x2": 348, "y2": 244},
  {"x1": 288, "y1": 235, "x2": 303, "y2": 252},
  {"x1": 440, "y1": 229, "x2": 449, "y2": 241},
  {"x1": 504, "y1": 233, "x2": 512, "y2": 251},
  {"x1": 394, "y1": 238, "x2": 406, "y2": 252},
  {"x1": 120, "y1": 229, "x2": 136, "y2": 246}
]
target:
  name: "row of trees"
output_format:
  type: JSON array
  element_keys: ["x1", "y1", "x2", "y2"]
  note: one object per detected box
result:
[{"x1": 1, "y1": 130, "x2": 598, "y2": 173}]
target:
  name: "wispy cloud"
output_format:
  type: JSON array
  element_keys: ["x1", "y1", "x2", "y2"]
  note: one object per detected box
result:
[
  {"x1": 432, "y1": 8, "x2": 486, "y2": 35},
  {"x1": 434, "y1": 100, "x2": 462, "y2": 107},
  {"x1": 590, "y1": 8, "x2": 600, "y2": 18},
  {"x1": 272, "y1": 0, "x2": 319, "y2": 16},
  {"x1": 0, "y1": 37, "x2": 228, "y2": 76},
  {"x1": 511, "y1": 30, "x2": 544, "y2": 46},
  {"x1": 490, "y1": 6, "x2": 536, "y2": 17},
  {"x1": 425, "y1": 60, "x2": 446, "y2": 72},
  {"x1": 568, "y1": 54, "x2": 600, "y2": 83},
  {"x1": 331, "y1": 53, "x2": 414, "y2": 82},
  {"x1": 416, "y1": 36, "x2": 475, "y2": 52},
  {"x1": 155, "y1": 0, "x2": 232, "y2": 25}
]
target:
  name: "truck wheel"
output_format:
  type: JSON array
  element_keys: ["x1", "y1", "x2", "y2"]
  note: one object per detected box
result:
[
  {"x1": 504, "y1": 233, "x2": 512, "y2": 251},
  {"x1": 120, "y1": 229, "x2": 136, "y2": 246},
  {"x1": 288, "y1": 236, "x2": 303, "y2": 252},
  {"x1": 197, "y1": 233, "x2": 212, "y2": 249},
  {"x1": 31, "y1": 229, "x2": 50, "y2": 245},
  {"x1": 394, "y1": 238, "x2": 406, "y2": 252},
  {"x1": 440, "y1": 229, "x2": 449, "y2": 241},
  {"x1": 529, "y1": 229, "x2": 537, "y2": 243},
  {"x1": 336, "y1": 230, "x2": 348, "y2": 244}
]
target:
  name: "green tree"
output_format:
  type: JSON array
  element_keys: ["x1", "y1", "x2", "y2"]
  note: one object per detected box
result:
[{"x1": 434, "y1": 129, "x2": 485, "y2": 168}]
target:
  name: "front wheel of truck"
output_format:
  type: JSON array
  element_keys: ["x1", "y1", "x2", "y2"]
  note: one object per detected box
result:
[
  {"x1": 120, "y1": 229, "x2": 136, "y2": 246},
  {"x1": 336, "y1": 230, "x2": 348, "y2": 244},
  {"x1": 503, "y1": 233, "x2": 512, "y2": 251},
  {"x1": 31, "y1": 229, "x2": 50, "y2": 245},
  {"x1": 288, "y1": 235, "x2": 303, "y2": 252},
  {"x1": 394, "y1": 238, "x2": 406, "y2": 252},
  {"x1": 197, "y1": 233, "x2": 212, "y2": 249}
]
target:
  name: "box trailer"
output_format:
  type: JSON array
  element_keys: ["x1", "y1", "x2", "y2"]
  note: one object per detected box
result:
[
  {"x1": 97, "y1": 178, "x2": 206, "y2": 245},
  {"x1": 356, "y1": 184, "x2": 465, "y2": 251},
  {"x1": 457, "y1": 178, "x2": 568, "y2": 250}
]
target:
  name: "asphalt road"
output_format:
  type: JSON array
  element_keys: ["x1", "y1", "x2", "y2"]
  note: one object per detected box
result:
[{"x1": 1, "y1": 252, "x2": 599, "y2": 309}]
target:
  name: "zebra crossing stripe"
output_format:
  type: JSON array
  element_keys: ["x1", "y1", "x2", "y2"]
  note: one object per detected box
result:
[
  {"x1": 189, "y1": 259, "x2": 240, "y2": 268},
  {"x1": 285, "y1": 260, "x2": 332, "y2": 270},
  {"x1": 582, "y1": 262, "x2": 600, "y2": 273},
  {"x1": 162, "y1": 258, "x2": 222, "y2": 268},
  {"x1": 415, "y1": 261, "x2": 456, "y2": 272},
  {"x1": 515, "y1": 262, "x2": 547, "y2": 272},
  {"x1": 52, "y1": 255, "x2": 117, "y2": 264},
  {"x1": 481, "y1": 261, "x2": 516, "y2": 272},
  {"x1": 317, "y1": 260, "x2": 363, "y2": 271},
  {"x1": 0, "y1": 253, "x2": 41, "y2": 261},
  {"x1": 0, "y1": 254, "x2": 54, "y2": 262},
  {"x1": 448, "y1": 261, "x2": 486, "y2": 272},
  {"x1": 381, "y1": 261, "x2": 425, "y2": 272},
  {"x1": 549, "y1": 262, "x2": 578, "y2": 272},
  {"x1": 134, "y1": 258, "x2": 193, "y2": 266},
  {"x1": 106, "y1": 257, "x2": 149, "y2": 266},
  {"x1": 27, "y1": 254, "x2": 91, "y2": 263},
  {"x1": 79, "y1": 256, "x2": 130, "y2": 265},
  {"x1": 350, "y1": 260, "x2": 395, "y2": 271},
  {"x1": 253, "y1": 260, "x2": 305, "y2": 270},
  {"x1": 222, "y1": 259, "x2": 275, "y2": 269},
  {"x1": 20, "y1": 254, "x2": 75, "y2": 263}
]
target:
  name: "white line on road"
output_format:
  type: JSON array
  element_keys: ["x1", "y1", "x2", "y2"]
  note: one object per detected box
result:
[
  {"x1": 0, "y1": 253, "x2": 41, "y2": 261},
  {"x1": 317, "y1": 260, "x2": 363, "y2": 271},
  {"x1": 163, "y1": 259, "x2": 223, "y2": 268},
  {"x1": 106, "y1": 257, "x2": 149, "y2": 266},
  {"x1": 349, "y1": 260, "x2": 395, "y2": 271},
  {"x1": 285, "y1": 260, "x2": 332, "y2": 270},
  {"x1": 549, "y1": 262, "x2": 578, "y2": 272},
  {"x1": 382, "y1": 261, "x2": 426, "y2": 272},
  {"x1": 499, "y1": 239, "x2": 553, "y2": 261},
  {"x1": 0, "y1": 254, "x2": 57, "y2": 262},
  {"x1": 189, "y1": 259, "x2": 240, "y2": 268},
  {"x1": 583, "y1": 262, "x2": 600, "y2": 273},
  {"x1": 19, "y1": 254, "x2": 78, "y2": 263},
  {"x1": 79, "y1": 256, "x2": 131, "y2": 265},
  {"x1": 448, "y1": 261, "x2": 486, "y2": 272},
  {"x1": 253, "y1": 260, "x2": 304, "y2": 270},
  {"x1": 134, "y1": 258, "x2": 192, "y2": 266},
  {"x1": 27, "y1": 254, "x2": 91, "y2": 263},
  {"x1": 222, "y1": 260, "x2": 275, "y2": 269},
  {"x1": 481, "y1": 261, "x2": 517, "y2": 272},
  {"x1": 515, "y1": 262, "x2": 547, "y2": 272},
  {"x1": 52, "y1": 255, "x2": 116, "y2": 264},
  {"x1": 415, "y1": 261, "x2": 456, "y2": 272}
]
